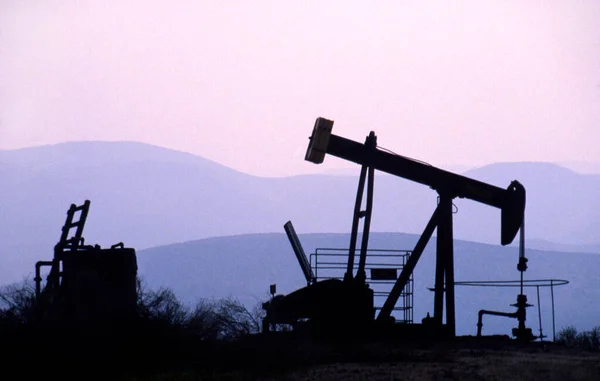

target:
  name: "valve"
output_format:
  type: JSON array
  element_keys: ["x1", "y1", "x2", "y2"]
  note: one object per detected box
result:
[{"x1": 517, "y1": 256, "x2": 528, "y2": 272}]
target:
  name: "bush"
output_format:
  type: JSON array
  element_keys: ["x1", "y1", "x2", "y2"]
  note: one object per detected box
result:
[
  {"x1": 577, "y1": 326, "x2": 600, "y2": 351},
  {"x1": 134, "y1": 277, "x2": 265, "y2": 340},
  {"x1": 1, "y1": 276, "x2": 266, "y2": 342},
  {"x1": 213, "y1": 296, "x2": 262, "y2": 339},
  {"x1": 136, "y1": 278, "x2": 189, "y2": 329},
  {"x1": 556, "y1": 325, "x2": 600, "y2": 351},
  {"x1": 0, "y1": 278, "x2": 36, "y2": 327},
  {"x1": 556, "y1": 325, "x2": 578, "y2": 347},
  {"x1": 0, "y1": 276, "x2": 271, "y2": 377}
]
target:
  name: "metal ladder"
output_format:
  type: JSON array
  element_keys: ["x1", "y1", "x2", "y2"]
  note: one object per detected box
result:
[{"x1": 36, "y1": 200, "x2": 91, "y2": 304}]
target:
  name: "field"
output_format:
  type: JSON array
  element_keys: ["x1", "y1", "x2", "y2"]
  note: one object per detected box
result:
[
  {"x1": 262, "y1": 349, "x2": 599, "y2": 381},
  {"x1": 118, "y1": 336, "x2": 600, "y2": 381}
]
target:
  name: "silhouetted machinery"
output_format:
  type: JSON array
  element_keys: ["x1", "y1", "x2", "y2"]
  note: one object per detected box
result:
[
  {"x1": 263, "y1": 117, "x2": 530, "y2": 339},
  {"x1": 34, "y1": 200, "x2": 137, "y2": 328}
]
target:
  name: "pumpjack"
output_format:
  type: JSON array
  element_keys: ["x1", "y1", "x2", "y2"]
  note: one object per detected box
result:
[
  {"x1": 34, "y1": 200, "x2": 138, "y2": 328},
  {"x1": 263, "y1": 117, "x2": 527, "y2": 339}
]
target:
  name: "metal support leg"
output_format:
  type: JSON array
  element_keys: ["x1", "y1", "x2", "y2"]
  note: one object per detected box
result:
[
  {"x1": 345, "y1": 165, "x2": 367, "y2": 282},
  {"x1": 356, "y1": 165, "x2": 374, "y2": 284},
  {"x1": 433, "y1": 225, "x2": 445, "y2": 325},
  {"x1": 442, "y1": 196, "x2": 455, "y2": 336},
  {"x1": 377, "y1": 205, "x2": 440, "y2": 321},
  {"x1": 436, "y1": 194, "x2": 455, "y2": 336}
]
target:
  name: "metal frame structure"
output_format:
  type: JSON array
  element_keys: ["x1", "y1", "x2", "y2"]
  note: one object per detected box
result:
[
  {"x1": 310, "y1": 248, "x2": 414, "y2": 323},
  {"x1": 34, "y1": 200, "x2": 138, "y2": 326},
  {"x1": 35, "y1": 200, "x2": 91, "y2": 302},
  {"x1": 455, "y1": 279, "x2": 569, "y2": 341},
  {"x1": 304, "y1": 117, "x2": 527, "y2": 337}
]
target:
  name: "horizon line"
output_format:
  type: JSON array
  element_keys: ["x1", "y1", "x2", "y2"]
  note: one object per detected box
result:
[{"x1": 1, "y1": 139, "x2": 598, "y2": 177}]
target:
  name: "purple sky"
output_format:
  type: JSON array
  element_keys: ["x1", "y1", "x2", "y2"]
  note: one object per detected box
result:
[{"x1": 1, "y1": 1, "x2": 599, "y2": 176}]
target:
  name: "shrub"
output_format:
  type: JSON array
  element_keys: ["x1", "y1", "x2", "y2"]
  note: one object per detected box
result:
[
  {"x1": 556, "y1": 325, "x2": 578, "y2": 347},
  {"x1": 214, "y1": 296, "x2": 262, "y2": 340},
  {"x1": 0, "y1": 278, "x2": 36, "y2": 326},
  {"x1": 1, "y1": 275, "x2": 267, "y2": 344},
  {"x1": 576, "y1": 326, "x2": 600, "y2": 351},
  {"x1": 556, "y1": 325, "x2": 600, "y2": 351},
  {"x1": 136, "y1": 278, "x2": 189, "y2": 329}
]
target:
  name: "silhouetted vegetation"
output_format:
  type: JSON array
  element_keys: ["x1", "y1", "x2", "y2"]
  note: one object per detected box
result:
[
  {"x1": 2, "y1": 278, "x2": 599, "y2": 380},
  {"x1": 135, "y1": 277, "x2": 263, "y2": 340},
  {"x1": 0, "y1": 276, "x2": 268, "y2": 378},
  {"x1": 0, "y1": 277, "x2": 263, "y2": 338},
  {"x1": 556, "y1": 325, "x2": 600, "y2": 351},
  {"x1": 0, "y1": 278, "x2": 36, "y2": 327}
]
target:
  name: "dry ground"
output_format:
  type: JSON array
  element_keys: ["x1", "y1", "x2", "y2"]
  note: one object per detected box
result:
[
  {"x1": 258, "y1": 348, "x2": 599, "y2": 381},
  {"x1": 126, "y1": 339, "x2": 600, "y2": 381}
]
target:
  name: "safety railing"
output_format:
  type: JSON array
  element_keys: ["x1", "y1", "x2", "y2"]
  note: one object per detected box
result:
[
  {"x1": 310, "y1": 248, "x2": 414, "y2": 323},
  {"x1": 455, "y1": 279, "x2": 569, "y2": 341}
]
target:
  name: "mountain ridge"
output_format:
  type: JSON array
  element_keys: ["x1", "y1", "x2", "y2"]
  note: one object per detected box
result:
[
  {"x1": 1, "y1": 140, "x2": 598, "y2": 288},
  {"x1": 2, "y1": 140, "x2": 589, "y2": 179},
  {"x1": 0, "y1": 140, "x2": 249, "y2": 176},
  {"x1": 142, "y1": 230, "x2": 600, "y2": 255},
  {"x1": 135, "y1": 231, "x2": 599, "y2": 337}
]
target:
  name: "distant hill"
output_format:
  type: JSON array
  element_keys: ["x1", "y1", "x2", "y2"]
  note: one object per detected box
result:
[
  {"x1": 134, "y1": 232, "x2": 599, "y2": 337},
  {"x1": 557, "y1": 160, "x2": 600, "y2": 175},
  {"x1": 513, "y1": 239, "x2": 600, "y2": 254},
  {"x1": 460, "y1": 162, "x2": 600, "y2": 246},
  {"x1": 1, "y1": 141, "x2": 598, "y2": 284}
]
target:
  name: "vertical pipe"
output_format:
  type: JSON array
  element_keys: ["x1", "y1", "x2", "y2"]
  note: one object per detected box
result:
[
  {"x1": 315, "y1": 250, "x2": 318, "y2": 281},
  {"x1": 411, "y1": 274, "x2": 414, "y2": 323},
  {"x1": 551, "y1": 280, "x2": 556, "y2": 342},
  {"x1": 537, "y1": 285, "x2": 543, "y2": 341},
  {"x1": 405, "y1": 253, "x2": 409, "y2": 323},
  {"x1": 35, "y1": 263, "x2": 41, "y2": 299},
  {"x1": 520, "y1": 221, "x2": 525, "y2": 295},
  {"x1": 519, "y1": 216, "x2": 525, "y2": 259},
  {"x1": 404, "y1": 279, "x2": 408, "y2": 323}
]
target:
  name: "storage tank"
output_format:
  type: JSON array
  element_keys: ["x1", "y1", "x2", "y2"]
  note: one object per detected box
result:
[{"x1": 59, "y1": 244, "x2": 138, "y2": 324}]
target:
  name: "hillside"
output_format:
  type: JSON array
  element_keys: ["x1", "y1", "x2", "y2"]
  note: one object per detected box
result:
[
  {"x1": 462, "y1": 162, "x2": 600, "y2": 245},
  {"x1": 135, "y1": 232, "x2": 600, "y2": 338},
  {"x1": 1, "y1": 141, "x2": 599, "y2": 285}
]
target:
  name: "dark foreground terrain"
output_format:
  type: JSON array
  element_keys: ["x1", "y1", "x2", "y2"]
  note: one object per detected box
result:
[
  {"x1": 2, "y1": 324, "x2": 598, "y2": 380},
  {"x1": 254, "y1": 345, "x2": 600, "y2": 381},
  {"x1": 121, "y1": 337, "x2": 599, "y2": 381}
]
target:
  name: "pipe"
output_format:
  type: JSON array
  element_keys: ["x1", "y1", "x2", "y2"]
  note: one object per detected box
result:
[
  {"x1": 35, "y1": 261, "x2": 53, "y2": 299},
  {"x1": 477, "y1": 309, "x2": 518, "y2": 337},
  {"x1": 536, "y1": 286, "x2": 544, "y2": 341},
  {"x1": 551, "y1": 280, "x2": 556, "y2": 342}
]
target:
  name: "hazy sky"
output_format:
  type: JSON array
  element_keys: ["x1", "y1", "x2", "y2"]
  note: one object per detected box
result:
[{"x1": 1, "y1": 1, "x2": 599, "y2": 176}]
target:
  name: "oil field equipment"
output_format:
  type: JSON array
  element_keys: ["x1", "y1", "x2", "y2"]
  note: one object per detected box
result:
[
  {"x1": 263, "y1": 117, "x2": 527, "y2": 339},
  {"x1": 455, "y1": 218, "x2": 569, "y2": 341},
  {"x1": 34, "y1": 200, "x2": 138, "y2": 328},
  {"x1": 263, "y1": 221, "x2": 415, "y2": 334}
]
